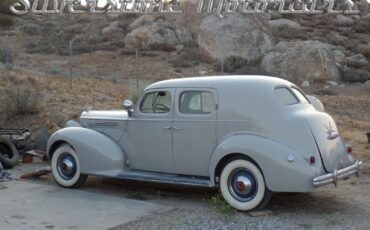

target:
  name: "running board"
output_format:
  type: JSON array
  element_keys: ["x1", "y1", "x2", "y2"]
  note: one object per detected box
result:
[{"x1": 116, "y1": 171, "x2": 213, "y2": 187}]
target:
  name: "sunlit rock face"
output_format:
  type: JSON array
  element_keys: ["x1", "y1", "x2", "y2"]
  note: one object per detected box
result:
[
  {"x1": 261, "y1": 40, "x2": 341, "y2": 84},
  {"x1": 197, "y1": 14, "x2": 273, "y2": 62}
]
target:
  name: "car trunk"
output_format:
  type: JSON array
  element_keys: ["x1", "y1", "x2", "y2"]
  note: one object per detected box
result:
[{"x1": 305, "y1": 112, "x2": 351, "y2": 172}]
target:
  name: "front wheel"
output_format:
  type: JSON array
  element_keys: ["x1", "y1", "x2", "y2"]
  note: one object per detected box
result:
[
  {"x1": 220, "y1": 159, "x2": 272, "y2": 211},
  {"x1": 51, "y1": 144, "x2": 87, "y2": 188}
]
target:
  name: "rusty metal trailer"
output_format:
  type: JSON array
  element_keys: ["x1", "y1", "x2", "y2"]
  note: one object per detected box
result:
[{"x1": 0, "y1": 128, "x2": 30, "y2": 168}]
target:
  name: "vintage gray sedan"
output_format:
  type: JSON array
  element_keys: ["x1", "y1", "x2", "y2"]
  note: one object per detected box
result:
[{"x1": 47, "y1": 76, "x2": 362, "y2": 211}]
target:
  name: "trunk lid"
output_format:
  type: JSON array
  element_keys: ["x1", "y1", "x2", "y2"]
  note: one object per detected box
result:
[{"x1": 305, "y1": 112, "x2": 351, "y2": 172}]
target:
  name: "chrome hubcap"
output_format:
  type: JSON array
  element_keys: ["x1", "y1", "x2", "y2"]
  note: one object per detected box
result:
[
  {"x1": 57, "y1": 153, "x2": 77, "y2": 180},
  {"x1": 61, "y1": 159, "x2": 74, "y2": 174},
  {"x1": 228, "y1": 168, "x2": 258, "y2": 202}
]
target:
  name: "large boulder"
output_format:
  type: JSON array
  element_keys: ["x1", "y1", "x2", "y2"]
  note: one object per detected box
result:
[
  {"x1": 345, "y1": 53, "x2": 369, "y2": 67},
  {"x1": 198, "y1": 14, "x2": 273, "y2": 62},
  {"x1": 261, "y1": 40, "x2": 340, "y2": 84},
  {"x1": 339, "y1": 66, "x2": 370, "y2": 82},
  {"x1": 335, "y1": 14, "x2": 355, "y2": 27},
  {"x1": 124, "y1": 23, "x2": 178, "y2": 50},
  {"x1": 101, "y1": 21, "x2": 125, "y2": 41},
  {"x1": 124, "y1": 22, "x2": 194, "y2": 50}
]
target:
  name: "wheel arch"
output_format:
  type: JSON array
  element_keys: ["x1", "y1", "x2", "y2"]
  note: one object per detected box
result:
[
  {"x1": 48, "y1": 140, "x2": 69, "y2": 160},
  {"x1": 47, "y1": 127, "x2": 126, "y2": 175},
  {"x1": 210, "y1": 133, "x2": 316, "y2": 192},
  {"x1": 214, "y1": 153, "x2": 261, "y2": 183}
]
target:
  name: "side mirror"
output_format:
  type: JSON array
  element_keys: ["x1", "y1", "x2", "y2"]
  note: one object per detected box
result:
[{"x1": 123, "y1": 100, "x2": 134, "y2": 116}]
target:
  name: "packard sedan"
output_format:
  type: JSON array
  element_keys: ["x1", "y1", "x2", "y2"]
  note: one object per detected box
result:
[{"x1": 47, "y1": 76, "x2": 362, "y2": 211}]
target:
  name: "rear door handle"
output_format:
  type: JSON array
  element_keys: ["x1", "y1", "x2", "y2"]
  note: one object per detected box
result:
[
  {"x1": 173, "y1": 126, "x2": 183, "y2": 131},
  {"x1": 162, "y1": 126, "x2": 172, "y2": 130}
]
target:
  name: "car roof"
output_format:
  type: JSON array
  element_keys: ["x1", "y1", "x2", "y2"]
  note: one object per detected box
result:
[{"x1": 146, "y1": 75, "x2": 293, "y2": 90}]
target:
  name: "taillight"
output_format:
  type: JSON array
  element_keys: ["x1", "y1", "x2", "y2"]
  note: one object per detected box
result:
[
  {"x1": 346, "y1": 145, "x2": 353, "y2": 154},
  {"x1": 310, "y1": 156, "x2": 315, "y2": 165}
]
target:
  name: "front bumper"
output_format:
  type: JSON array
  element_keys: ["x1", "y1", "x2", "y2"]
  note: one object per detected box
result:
[{"x1": 313, "y1": 160, "x2": 362, "y2": 187}]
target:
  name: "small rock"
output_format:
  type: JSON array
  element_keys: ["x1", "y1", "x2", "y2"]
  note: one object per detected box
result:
[
  {"x1": 248, "y1": 210, "x2": 274, "y2": 217},
  {"x1": 345, "y1": 54, "x2": 369, "y2": 67},
  {"x1": 105, "y1": 14, "x2": 120, "y2": 21},
  {"x1": 198, "y1": 70, "x2": 207, "y2": 75},
  {"x1": 324, "y1": 85, "x2": 330, "y2": 89},
  {"x1": 268, "y1": 19, "x2": 302, "y2": 30},
  {"x1": 102, "y1": 26, "x2": 124, "y2": 41},
  {"x1": 333, "y1": 50, "x2": 346, "y2": 65},
  {"x1": 109, "y1": 21, "x2": 121, "y2": 28},
  {"x1": 128, "y1": 15, "x2": 156, "y2": 30},
  {"x1": 326, "y1": 80, "x2": 338, "y2": 86},
  {"x1": 176, "y1": 44, "x2": 184, "y2": 51},
  {"x1": 365, "y1": 80, "x2": 370, "y2": 86},
  {"x1": 301, "y1": 81, "x2": 310, "y2": 87},
  {"x1": 362, "y1": 13, "x2": 370, "y2": 20},
  {"x1": 270, "y1": 12, "x2": 282, "y2": 20},
  {"x1": 174, "y1": 27, "x2": 193, "y2": 44},
  {"x1": 335, "y1": 14, "x2": 355, "y2": 27},
  {"x1": 351, "y1": 15, "x2": 361, "y2": 21}
]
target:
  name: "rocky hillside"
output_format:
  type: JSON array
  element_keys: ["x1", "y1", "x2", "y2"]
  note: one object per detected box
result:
[{"x1": 0, "y1": 0, "x2": 369, "y2": 148}]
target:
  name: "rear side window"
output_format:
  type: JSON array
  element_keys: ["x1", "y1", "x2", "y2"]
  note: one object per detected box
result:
[
  {"x1": 291, "y1": 88, "x2": 310, "y2": 104},
  {"x1": 274, "y1": 87, "x2": 299, "y2": 106},
  {"x1": 179, "y1": 91, "x2": 215, "y2": 114}
]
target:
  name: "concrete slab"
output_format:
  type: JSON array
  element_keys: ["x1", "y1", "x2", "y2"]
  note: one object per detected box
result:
[{"x1": 0, "y1": 181, "x2": 166, "y2": 230}]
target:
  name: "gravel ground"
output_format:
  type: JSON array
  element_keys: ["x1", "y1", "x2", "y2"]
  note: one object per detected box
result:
[
  {"x1": 6, "y1": 153, "x2": 370, "y2": 230},
  {"x1": 115, "y1": 182, "x2": 370, "y2": 230},
  {"x1": 110, "y1": 169, "x2": 369, "y2": 230}
]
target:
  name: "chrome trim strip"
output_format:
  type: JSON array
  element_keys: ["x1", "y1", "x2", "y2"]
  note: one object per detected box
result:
[
  {"x1": 313, "y1": 160, "x2": 362, "y2": 187},
  {"x1": 116, "y1": 171, "x2": 213, "y2": 187}
]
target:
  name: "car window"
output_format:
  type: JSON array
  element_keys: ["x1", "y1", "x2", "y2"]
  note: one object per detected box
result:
[
  {"x1": 274, "y1": 87, "x2": 299, "y2": 106},
  {"x1": 180, "y1": 91, "x2": 215, "y2": 114},
  {"x1": 291, "y1": 87, "x2": 310, "y2": 104},
  {"x1": 140, "y1": 91, "x2": 171, "y2": 113}
]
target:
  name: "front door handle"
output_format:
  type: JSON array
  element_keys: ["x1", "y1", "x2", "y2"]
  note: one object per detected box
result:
[
  {"x1": 173, "y1": 126, "x2": 183, "y2": 131},
  {"x1": 162, "y1": 126, "x2": 172, "y2": 130}
]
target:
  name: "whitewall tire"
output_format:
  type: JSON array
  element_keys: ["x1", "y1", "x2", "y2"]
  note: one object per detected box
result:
[
  {"x1": 220, "y1": 159, "x2": 271, "y2": 211},
  {"x1": 51, "y1": 144, "x2": 87, "y2": 188}
]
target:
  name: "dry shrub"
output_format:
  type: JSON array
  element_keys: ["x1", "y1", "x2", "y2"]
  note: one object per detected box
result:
[
  {"x1": 0, "y1": 0, "x2": 16, "y2": 15},
  {"x1": 0, "y1": 14, "x2": 14, "y2": 28},
  {"x1": 169, "y1": 48, "x2": 200, "y2": 68},
  {"x1": 2, "y1": 88, "x2": 41, "y2": 118}
]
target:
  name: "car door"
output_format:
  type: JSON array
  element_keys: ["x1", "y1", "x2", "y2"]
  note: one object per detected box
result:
[
  {"x1": 172, "y1": 88, "x2": 217, "y2": 176},
  {"x1": 125, "y1": 89, "x2": 175, "y2": 173}
]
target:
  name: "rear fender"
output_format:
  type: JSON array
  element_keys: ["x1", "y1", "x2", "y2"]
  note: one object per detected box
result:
[
  {"x1": 47, "y1": 127, "x2": 125, "y2": 175},
  {"x1": 210, "y1": 133, "x2": 316, "y2": 192}
]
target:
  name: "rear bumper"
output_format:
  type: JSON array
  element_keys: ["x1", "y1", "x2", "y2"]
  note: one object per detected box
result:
[{"x1": 313, "y1": 160, "x2": 362, "y2": 187}]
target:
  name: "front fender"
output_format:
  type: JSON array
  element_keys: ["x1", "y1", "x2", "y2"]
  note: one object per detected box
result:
[
  {"x1": 210, "y1": 133, "x2": 316, "y2": 192},
  {"x1": 47, "y1": 127, "x2": 125, "y2": 175}
]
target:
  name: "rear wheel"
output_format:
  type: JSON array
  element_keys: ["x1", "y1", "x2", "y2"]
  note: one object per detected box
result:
[
  {"x1": 51, "y1": 144, "x2": 87, "y2": 188},
  {"x1": 0, "y1": 136, "x2": 20, "y2": 169},
  {"x1": 220, "y1": 159, "x2": 272, "y2": 211}
]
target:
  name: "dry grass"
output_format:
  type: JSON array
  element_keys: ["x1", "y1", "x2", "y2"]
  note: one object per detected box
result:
[
  {"x1": 316, "y1": 85, "x2": 370, "y2": 166},
  {"x1": 0, "y1": 68, "x2": 128, "y2": 132}
]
